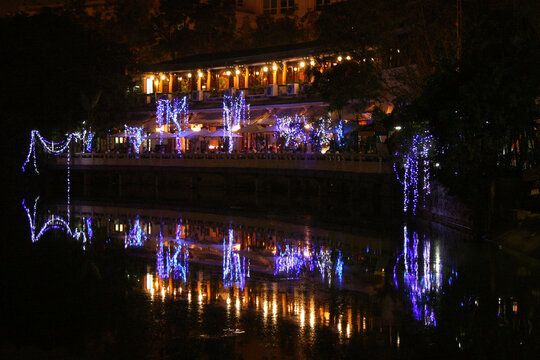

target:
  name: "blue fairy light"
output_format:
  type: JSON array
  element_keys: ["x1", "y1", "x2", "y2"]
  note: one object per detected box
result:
[{"x1": 223, "y1": 92, "x2": 249, "y2": 153}]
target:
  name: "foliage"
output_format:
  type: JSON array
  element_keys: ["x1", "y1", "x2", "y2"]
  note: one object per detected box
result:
[
  {"x1": 398, "y1": 6, "x2": 540, "y2": 212},
  {"x1": 0, "y1": 11, "x2": 133, "y2": 177},
  {"x1": 311, "y1": 61, "x2": 381, "y2": 120}
]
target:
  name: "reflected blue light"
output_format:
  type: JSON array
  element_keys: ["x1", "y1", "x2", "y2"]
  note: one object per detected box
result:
[
  {"x1": 273, "y1": 242, "x2": 343, "y2": 284},
  {"x1": 335, "y1": 251, "x2": 343, "y2": 283},
  {"x1": 156, "y1": 229, "x2": 189, "y2": 281},
  {"x1": 124, "y1": 218, "x2": 146, "y2": 247},
  {"x1": 395, "y1": 225, "x2": 456, "y2": 327},
  {"x1": 223, "y1": 229, "x2": 249, "y2": 289},
  {"x1": 274, "y1": 244, "x2": 309, "y2": 277},
  {"x1": 22, "y1": 197, "x2": 90, "y2": 245}
]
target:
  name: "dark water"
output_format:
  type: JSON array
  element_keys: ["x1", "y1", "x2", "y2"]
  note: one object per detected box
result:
[{"x1": 2, "y1": 193, "x2": 540, "y2": 360}]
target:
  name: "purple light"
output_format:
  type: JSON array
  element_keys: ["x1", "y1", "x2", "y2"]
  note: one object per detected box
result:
[
  {"x1": 223, "y1": 92, "x2": 249, "y2": 153},
  {"x1": 396, "y1": 132, "x2": 435, "y2": 214},
  {"x1": 223, "y1": 228, "x2": 249, "y2": 289}
]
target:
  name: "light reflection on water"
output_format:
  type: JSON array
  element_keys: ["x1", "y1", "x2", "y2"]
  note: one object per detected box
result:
[
  {"x1": 24, "y1": 199, "x2": 400, "y2": 347},
  {"x1": 22, "y1": 198, "x2": 537, "y2": 357}
]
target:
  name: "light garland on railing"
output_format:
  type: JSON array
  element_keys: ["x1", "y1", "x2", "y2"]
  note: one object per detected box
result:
[
  {"x1": 223, "y1": 92, "x2": 249, "y2": 153},
  {"x1": 396, "y1": 132, "x2": 435, "y2": 214},
  {"x1": 22, "y1": 129, "x2": 91, "y2": 174},
  {"x1": 22, "y1": 197, "x2": 89, "y2": 244}
]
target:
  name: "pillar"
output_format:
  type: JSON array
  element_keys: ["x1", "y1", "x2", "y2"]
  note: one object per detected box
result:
[
  {"x1": 207, "y1": 70, "x2": 211, "y2": 90},
  {"x1": 272, "y1": 62, "x2": 277, "y2": 85},
  {"x1": 169, "y1": 73, "x2": 174, "y2": 92},
  {"x1": 244, "y1": 67, "x2": 249, "y2": 88},
  {"x1": 281, "y1": 61, "x2": 287, "y2": 84},
  {"x1": 234, "y1": 68, "x2": 239, "y2": 89},
  {"x1": 197, "y1": 73, "x2": 202, "y2": 91}
]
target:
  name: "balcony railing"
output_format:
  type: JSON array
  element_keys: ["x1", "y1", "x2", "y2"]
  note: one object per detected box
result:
[{"x1": 53, "y1": 152, "x2": 392, "y2": 174}]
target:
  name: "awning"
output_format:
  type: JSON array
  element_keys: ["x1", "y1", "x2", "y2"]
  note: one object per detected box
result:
[
  {"x1": 209, "y1": 128, "x2": 242, "y2": 137},
  {"x1": 304, "y1": 105, "x2": 330, "y2": 119},
  {"x1": 237, "y1": 124, "x2": 264, "y2": 133},
  {"x1": 146, "y1": 131, "x2": 176, "y2": 139},
  {"x1": 272, "y1": 107, "x2": 306, "y2": 118},
  {"x1": 252, "y1": 125, "x2": 278, "y2": 133},
  {"x1": 250, "y1": 109, "x2": 273, "y2": 125},
  {"x1": 185, "y1": 128, "x2": 213, "y2": 139},
  {"x1": 190, "y1": 110, "x2": 223, "y2": 125}
]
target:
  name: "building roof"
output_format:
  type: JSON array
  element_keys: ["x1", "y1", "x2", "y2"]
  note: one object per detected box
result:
[{"x1": 144, "y1": 42, "x2": 331, "y2": 73}]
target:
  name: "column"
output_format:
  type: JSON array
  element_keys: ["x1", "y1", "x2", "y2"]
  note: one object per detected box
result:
[
  {"x1": 207, "y1": 70, "x2": 211, "y2": 90},
  {"x1": 281, "y1": 61, "x2": 287, "y2": 84},
  {"x1": 169, "y1": 73, "x2": 174, "y2": 92},
  {"x1": 197, "y1": 72, "x2": 202, "y2": 91},
  {"x1": 272, "y1": 62, "x2": 277, "y2": 85},
  {"x1": 244, "y1": 67, "x2": 249, "y2": 88},
  {"x1": 234, "y1": 68, "x2": 239, "y2": 89}
]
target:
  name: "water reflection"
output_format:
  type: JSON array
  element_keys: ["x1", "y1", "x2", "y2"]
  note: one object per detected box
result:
[
  {"x1": 17, "y1": 199, "x2": 540, "y2": 358},
  {"x1": 22, "y1": 197, "x2": 91, "y2": 245},
  {"x1": 395, "y1": 225, "x2": 456, "y2": 326}
]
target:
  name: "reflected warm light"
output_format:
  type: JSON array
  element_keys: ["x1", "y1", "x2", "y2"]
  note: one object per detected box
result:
[
  {"x1": 191, "y1": 124, "x2": 202, "y2": 132},
  {"x1": 160, "y1": 74, "x2": 166, "y2": 80},
  {"x1": 146, "y1": 273, "x2": 153, "y2": 290},
  {"x1": 263, "y1": 66, "x2": 268, "y2": 72},
  {"x1": 337, "y1": 56, "x2": 342, "y2": 62},
  {"x1": 310, "y1": 60, "x2": 315, "y2": 66},
  {"x1": 198, "y1": 71, "x2": 203, "y2": 77},
  {"x1": 226, "y1": 71, "x2": 231, "y2": 76},
  {"x1": 232, "y1": 124, "x2": 241, "y2": 132},
  {"x1": 272, "y1": 64, "x2": 277, "y2": 71},
  {"x1": 235, "y1": 69, "x2": 240, "y2": 75},
  {"x1": 300, "y1": 61, "x2": 305, "y2": 68}
]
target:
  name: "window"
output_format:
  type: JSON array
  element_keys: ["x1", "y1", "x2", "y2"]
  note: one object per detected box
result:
[
  {"x1": 316, "y1": 0, "x2": 331, "y2": 10},
  {"x1": 280, "y1": 0, "x2": 294, "y2": 14},
  {"x1": 263, "y1": 0, "x2": 278, "y2": 14}
]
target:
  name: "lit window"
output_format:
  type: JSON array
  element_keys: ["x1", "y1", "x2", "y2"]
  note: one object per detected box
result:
[
  {"x1": 263, "y1": 0, "x2": 278, "y2": 14},
  {"x1": 114, "y1": 223, "x2": 124, "y2": 232}
]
